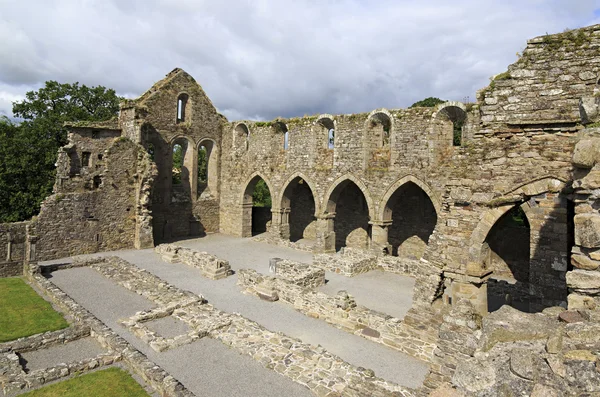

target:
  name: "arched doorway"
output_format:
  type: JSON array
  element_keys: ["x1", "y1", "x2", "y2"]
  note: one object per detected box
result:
[
  {"x1": 326, "y1": 179, "x2": 371, "y2": 251},
  {"x1": 242, "y1": 175, "x2": 272, "y2": 237},
  {"x1": 383, "y1": 182, "x2": 437, "y2": 258},
  {"x1": 485, "y1": 205, "x2": 531, "y2": 312},
  {"x1": 280, "y1": 177, "x2": 316, "y2": 243}
]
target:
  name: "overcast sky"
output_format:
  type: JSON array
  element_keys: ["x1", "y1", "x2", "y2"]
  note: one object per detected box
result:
[{"x1": 1, "y1": 1, "x2": 600, "y2": 121}]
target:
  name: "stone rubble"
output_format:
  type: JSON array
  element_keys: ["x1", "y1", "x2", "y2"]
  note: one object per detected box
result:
[{"x1": 155, "y1": 243, "x2": 233, "y2": 280}]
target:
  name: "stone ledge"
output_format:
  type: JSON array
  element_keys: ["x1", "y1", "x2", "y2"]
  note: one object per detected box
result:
[{"x1": 155, "y1": 244, "x2": 233, "y2": 280}]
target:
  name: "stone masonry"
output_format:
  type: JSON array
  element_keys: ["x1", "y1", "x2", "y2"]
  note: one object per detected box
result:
[
  {"x1": 2, "y1": 23, "x2": 600, "y2": 396},
  {"x1": 5, "y1": 25, "x2": 600, "y2": 315}
]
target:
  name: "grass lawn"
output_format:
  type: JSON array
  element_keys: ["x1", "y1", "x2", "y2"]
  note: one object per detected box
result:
[
  {"x1": 20, "y1": 367, "x2": 150, "y2": 397},
  {"x1": 0, "y1": 277, "x2": 68, "y2": 342}
]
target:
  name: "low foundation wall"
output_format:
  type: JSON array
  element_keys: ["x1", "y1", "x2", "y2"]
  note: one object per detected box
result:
[
  {"x1": 238, "y1": 268, "x2": 440, "y2": 362},
  {"x1": 155, "y1": 244, "x2": 232, "y2": 280},
  {"x1": 313, "y1": 248, "x2": 378, "y2": 276},
  {"x1": 17, "y1": 264, "x2": 195, "y2": 397}
]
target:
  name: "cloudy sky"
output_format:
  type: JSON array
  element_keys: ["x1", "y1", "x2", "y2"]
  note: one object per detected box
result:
[{"x1": 1, "y1": 1, "x2": 600, "y2": 121}]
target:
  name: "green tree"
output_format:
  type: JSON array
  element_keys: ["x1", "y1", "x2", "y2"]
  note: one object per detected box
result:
[
  {"x1": 0, "y1": 82, "x2": 121, "y2": 222},
  {"x1": 409, "y1": 97, "x2": 445, "y2": 108},
  {"x1": 252, "y1": 179, "x2": 272, "y2": 207}
]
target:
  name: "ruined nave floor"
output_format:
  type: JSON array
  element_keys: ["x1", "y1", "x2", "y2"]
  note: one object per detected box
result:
[{"x1": 41, "y1": 234, "x2": 428, "y2": 396}]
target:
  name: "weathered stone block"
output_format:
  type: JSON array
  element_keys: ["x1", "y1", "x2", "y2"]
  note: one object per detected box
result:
[
  {"x1": 571, "y1": 253, "x2": 600, "y2": 270},
  {"x1": 566, "y1": 269, "x2": 600, "y2": 290},
  {"x1": 574, "y1": 214, "x2": 600, "y2": 248},
  {"x1": 573, "y1": 138, "x2": 600, "y2": 168}
]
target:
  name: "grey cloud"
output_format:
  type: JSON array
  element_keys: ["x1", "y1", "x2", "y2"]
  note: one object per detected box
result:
[{"x1": 0, "y1": 0, "x2": 598, "y2": 121}]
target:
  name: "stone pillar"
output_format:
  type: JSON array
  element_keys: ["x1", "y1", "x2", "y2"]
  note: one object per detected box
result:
[
  {"x1": 270, "y1": 208, "x2": 291, "y2": 239},
  {"x1": 369, "y1": 220, "x2": 392, "y2": 254},
  {"x1": 314, "y1": 214, "x2": 336, "y2": 253},
  {"x1": 568, "y1": 135, "x2": 600, "y2": 310},
  {"x1": 446, "y1": 270, "x2": 491, "y2": 317},
  {"x1": 241, "y1": 202, "x2": 253, "y2": 237}
]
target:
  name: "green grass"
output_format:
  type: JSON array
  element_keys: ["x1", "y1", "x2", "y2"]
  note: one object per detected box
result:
[
  {"x1": 0, "y1": 278, "x2": 68, "y2": 342},
  {"x1": 20, "y1": 367, "x2": 150, "y2": 397}
]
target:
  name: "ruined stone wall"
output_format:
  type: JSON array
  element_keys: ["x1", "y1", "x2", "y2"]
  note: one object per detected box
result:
[
  {"x1": 30, "y1": 138, "x2": 153, "y2": 261},
  {"x1": 54, "y1": 125, "x2": 121, "y2": 194},
  {"x1": 121, "y1": 69, "x2": 224, "y2": 242}
]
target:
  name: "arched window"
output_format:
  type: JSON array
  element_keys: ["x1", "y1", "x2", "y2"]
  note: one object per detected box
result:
[
  {"x1": 274, "y1": 121, "x2": 289, "y2": 150},
  {"x1": 176, "y1": 93, "x2": 189, "y2": 123},
  {"x1": 198, "y1": 139, "x2": 219, "y2": 198},
  {"x1": 436, "y1": 105, "x2": 467, "y2": 147},
  {"x1": 328, "y1": 129, "x2": 335, "y2": 149},
  {"x1": 234, "y1": 123, "x2": 250, "y2": 150},
  {"x1": 317, "y1": 116, "x2": 335, "y2": 149},
  {"x1": 368, "y1": 112, "x2": 391, "y2": 148}
]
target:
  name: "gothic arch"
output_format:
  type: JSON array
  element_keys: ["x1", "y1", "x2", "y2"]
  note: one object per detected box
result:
[
  {"x1": 377, "y1": 175, "x2": 441, "y2": 221},
  {"x1": 276, "y1": 172, "x2": 321, "y2": 215},
  {"x1": 322, "y1": 173, "x2": 374, "y2": 219},
  {"x1": 240, "y1": 172, "x2": 275, "y2": 205}
]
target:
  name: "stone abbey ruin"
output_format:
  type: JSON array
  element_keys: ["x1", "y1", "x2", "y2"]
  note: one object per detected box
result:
[{"x1": 2, "y1": 25, "x2": 600, "y2": 397}]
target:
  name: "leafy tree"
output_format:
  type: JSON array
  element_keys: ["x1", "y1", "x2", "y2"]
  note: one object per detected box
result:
[
  {"x1": 13, "y1": 81, "x2": 121, "y2": 148},
  {"x1": 409, "y1": 97, "x2": 445, "y2": 108},
  {"x1": 252, "y1": 179, "x2": 272, "y2": 207},
  {"x1": 0, "y1": 82, "x2": 121, "y2": 222}
]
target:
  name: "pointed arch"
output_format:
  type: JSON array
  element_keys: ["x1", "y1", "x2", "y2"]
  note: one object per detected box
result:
[
  {"x1": 241, "y1": 172, "x2": 275, "y2": 205},
  {"x1": 378, "y1": 175, "x2": 441, "y2": 221},
  {"x1": 276, "y1": 172, "x2": 321, "y2": 215},
  {"x1": 240, "y1": 172, "x2": 274, "y2": 237},
  {"x1": 322, "y1": 173, "x2": 374, "y2": 219}
]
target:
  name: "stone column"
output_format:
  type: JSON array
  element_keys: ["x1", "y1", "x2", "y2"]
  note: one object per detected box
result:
[
  {"x1": 270, "y1": 208, "x2": 291, "y2": 239},
  {"x1": 314, "y1": 214, "x2": 336, "y2": 253},
  {"x1": 241, "y1": 202, "x2": 253, "y2": 237},
  {"x1": 369, "y1": 220, "x2": 392, "y2": 254}
]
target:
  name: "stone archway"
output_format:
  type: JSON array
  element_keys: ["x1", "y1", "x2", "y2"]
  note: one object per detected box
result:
[
  {"x1": 276, "y1": 174, "x2": 319, "y2": 243},
  {"x1": 322, "y1": 175, "x2": 374, "y2": 252},
  {"x1": 240, "y1": 173, "x2": 274, "y2": 237}
]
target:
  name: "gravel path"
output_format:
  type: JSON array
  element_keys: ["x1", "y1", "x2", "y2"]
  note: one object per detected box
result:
[{"x1": 50, "y1": 267, "x2": 312, "y2": 397}]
